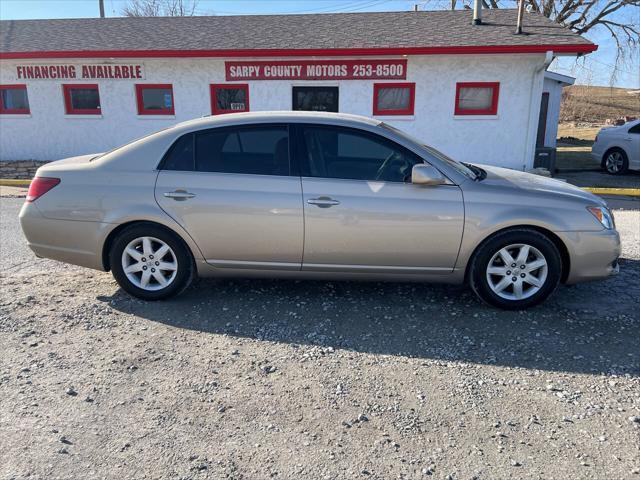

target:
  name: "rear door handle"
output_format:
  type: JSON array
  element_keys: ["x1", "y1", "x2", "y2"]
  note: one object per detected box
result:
[
  {"x1": 307, "y1": 196, "x2": 340, "y2": 208},
  {"x1": 164, "y1": 190, "x2": 196, "y2": 200}
]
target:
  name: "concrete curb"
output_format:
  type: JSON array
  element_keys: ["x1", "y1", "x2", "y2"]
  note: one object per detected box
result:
[
  {"x1": 582, "y1": 187, "x2": 640, "y2": 197},
  {"x1": 0, "y1": 179, "x2": 31, "y2": 187}
]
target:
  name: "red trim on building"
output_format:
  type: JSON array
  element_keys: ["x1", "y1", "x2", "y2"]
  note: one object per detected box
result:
[
  {"x1": 0, "y1": 43, "x2": 597, "y2": 60},
  {"x1": 62, "y1": 83, "x2": 101, "y2": 115},
  {"x1": 372, "y1": 82, "x2": 415, "y2": 116},
  {"x1": 135, "y1": 83, "x2": 175, "y2": 115},
  {"x1": 454, "y1": 82, "x2": 500, "y2": 116},
  {"x1": 210, "y1": 84, "x2": 250, "y2": 115},
  {"x1": 0, "y1": 84, "x2": 30, "y2": 114}
]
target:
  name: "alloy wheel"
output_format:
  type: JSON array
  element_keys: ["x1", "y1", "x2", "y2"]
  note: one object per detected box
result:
[
  {"x1": 121, "y1": 236, "x2": 178, "y2": 291},
  {"x1": 485, "y1": 243, "x2": 548, "y2": 301},
  {"x1": 605, "y1": 152, "x2": 624, "y2": 173}
]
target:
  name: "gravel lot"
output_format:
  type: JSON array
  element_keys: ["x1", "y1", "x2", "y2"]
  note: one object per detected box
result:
[{"x1": 1, "y1": 196, "x2": 639, "y2": 480}]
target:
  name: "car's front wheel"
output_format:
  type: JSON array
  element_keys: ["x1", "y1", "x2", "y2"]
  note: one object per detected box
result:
[
  {"x1": 469, "y1": 229, "x2": 562, "y2": 310},
  {"x1": 109, "y1": 223, "x2": 194, "y2": 300},
  {"x1": 603, "y1": 148, "x2": 629, "y2": 175}
]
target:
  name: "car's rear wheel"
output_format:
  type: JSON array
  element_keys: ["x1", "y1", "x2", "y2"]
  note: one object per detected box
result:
[
  {"x1": 603, "y1": 148, "x2": 629, "y2": 175},
  {"x1": 469, "y1": 229, "x2": 562, "y2": 310},
  {"x1": 109, "y1": 224, "x2": 194, "y2": 300}
]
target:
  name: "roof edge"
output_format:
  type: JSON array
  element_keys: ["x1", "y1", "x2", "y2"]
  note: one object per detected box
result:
[{"x1": 0, "y1": 44, "x2": 597, "y2": 60}]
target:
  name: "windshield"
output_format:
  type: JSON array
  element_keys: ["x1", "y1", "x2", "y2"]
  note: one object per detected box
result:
[{"x1": 380, "y1": 123, "x2": 478, "y2": 180}]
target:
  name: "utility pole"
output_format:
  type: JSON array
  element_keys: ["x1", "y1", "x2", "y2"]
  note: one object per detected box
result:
[{"x1": 99, "y1": 0, "x2": 105, "y2": 18}]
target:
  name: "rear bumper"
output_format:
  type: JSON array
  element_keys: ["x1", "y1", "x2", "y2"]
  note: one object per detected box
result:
[
  {"x1": 19, "y1": 202, "x2": 108, "y2": 271},
  {"x1": 560, "y1": 228, "x2": 621, "y2": 284}
]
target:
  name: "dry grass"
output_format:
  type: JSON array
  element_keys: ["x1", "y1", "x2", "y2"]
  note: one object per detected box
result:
[
  {"x1": 560, "y1": 85, "x2": 640, "y2": 124},
  {"x1": 557, "y1": 124, "x2": 600, "y2": 144}
]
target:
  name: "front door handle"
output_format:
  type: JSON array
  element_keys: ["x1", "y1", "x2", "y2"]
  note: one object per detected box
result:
[
  {"x1": 307, "y1": 196, "x2": 340, "y2": 208},
  {"x1": 164, "y1": 190, "x2": 196, "y2": 200}
]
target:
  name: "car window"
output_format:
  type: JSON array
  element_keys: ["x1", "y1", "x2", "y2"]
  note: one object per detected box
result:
[
  {"x1": 299, "y1": 125, "x2": 422, "y2": 182},
  {"x1": 161, "y1": 125, "x2": 290, "y2": 175},
  {"x1": 629, "y1": 123, "x2": 640, "y2": 134},
  {"x1": 196, "y1": 125, "x2": 289, "y2": 175},
  {"x1": 161, "y1": 133, "x2": 194, "y2": 171},
  {"x1": 380, "y1": 122, "x2": 477, "y2": 180}
]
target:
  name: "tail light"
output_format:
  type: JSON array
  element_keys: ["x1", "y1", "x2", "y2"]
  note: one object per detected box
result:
[{"x1": 26, "y1": 177, "x2": 60, "y2": 202}]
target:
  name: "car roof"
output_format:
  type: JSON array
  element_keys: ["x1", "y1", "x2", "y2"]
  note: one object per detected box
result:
[
  {"x1": 173, "y1": 111, "x2": 382, "y2": 131},
  {"x1": 602, "y1": 118, "x2": 639, "y2": 131}
]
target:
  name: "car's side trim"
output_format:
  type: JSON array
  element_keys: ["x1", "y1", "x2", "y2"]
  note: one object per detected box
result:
[
  {"x1": 206, "y1": 259, "x2": 301, "y2": 270},
  {"x1": 302, "y1": 263, "x2": 453, "y2": 274}
]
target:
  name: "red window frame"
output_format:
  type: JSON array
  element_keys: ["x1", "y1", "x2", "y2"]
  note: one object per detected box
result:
[
  {"x1": 0, "y1": 84, "x2": 30, "y2": 114},
  {"x1": 454, "y1": 82, "x2": 500, "y2": 116},
  {"x1": 135, "y1": 84, "x2": 175, "y2": 115},
  {"x1": 63, "y1": 84, "x2": 101, "y2": 115},
  {"x1": 210, "y1": 84, "x2": 250, "y2": 115},
  {"x1": 372, "y1": 82, "x2": 415, "y2": 116}
]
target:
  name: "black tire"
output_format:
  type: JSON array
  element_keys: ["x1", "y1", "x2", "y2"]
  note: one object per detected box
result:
[
  {"x1": 602, "y1": 148, "x2": 629, "y2": 175},
  {"x1": 469, "y1": 228, "x2": 562, "y2": 310},
  {"x1": 109, "y1": 223, "x2": 194, "y2": 300}
]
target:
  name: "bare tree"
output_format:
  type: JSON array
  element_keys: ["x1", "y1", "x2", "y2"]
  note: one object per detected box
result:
[
  {"x1": 439, "y1": 1, "x2": 639, "y2": 63},
  {"x1": 122, "y1": 0, "x2": 199, "y2": 17}
]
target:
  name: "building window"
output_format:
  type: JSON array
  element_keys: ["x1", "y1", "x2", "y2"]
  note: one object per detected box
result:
[
  {"x1": 63, "y1": 84, "x2": 101, "y2": 115},
  {"x1": 454, "y1": 82, "x2": 500, "y2": 115},
  {"x1": 292, "y1": 86, "x2": 339, "y2": 112},
  {"x1": 210, "y1": 84, "x2": 249, "y2": 115},
  {"x1": 373, "y1": 83, "x2": 415, "y2": 116},
  {"x1": 135, "y1": 84, "x2": 174, "y2": 115},
  {"x1": 0, "y1": 85, "x2": 30, "y2": 114}
]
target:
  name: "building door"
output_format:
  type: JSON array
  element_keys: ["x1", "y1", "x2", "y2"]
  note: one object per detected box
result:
[
  {"x1": 292, "y1": 86, "x2": 339, "y2": 112},
  {"x1": 296, "y1": 124, "x2": 465, "y2": 273},
  {"x1": 536, "y1": 92, "x2": 550, "y2": 147}
]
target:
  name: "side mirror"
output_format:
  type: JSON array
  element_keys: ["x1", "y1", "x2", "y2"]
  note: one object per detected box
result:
[{"x1": 411, "y1": 164, "x2": 446, "y2": 186}]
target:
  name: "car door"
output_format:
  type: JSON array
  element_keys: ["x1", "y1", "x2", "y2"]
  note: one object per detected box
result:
[
  {"x1": 155, "y1": 124, "x2": 303, "y2": 270},
  {"x1": 296, "y1": 124, "x2": 464, "y2": 273}
]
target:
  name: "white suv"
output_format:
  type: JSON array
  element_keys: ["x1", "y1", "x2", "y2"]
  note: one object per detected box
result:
[{"x1": 592, "y1": 119, "x2": 640, "y2": 175}]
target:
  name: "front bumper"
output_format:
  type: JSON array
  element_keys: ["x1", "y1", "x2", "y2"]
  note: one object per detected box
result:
[{"x1": 559, "y1": 228, "x2": 621, "y2": 284}]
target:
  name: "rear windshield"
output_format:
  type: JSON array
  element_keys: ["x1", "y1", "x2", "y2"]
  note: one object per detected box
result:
[{"x1": 91, "y1": 128, "x2": 170, "y2": 161}]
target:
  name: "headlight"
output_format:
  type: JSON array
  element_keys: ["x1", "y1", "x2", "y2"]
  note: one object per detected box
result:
[{"x1": 587, "y1": 206, "x2": 615, "y2": 229}]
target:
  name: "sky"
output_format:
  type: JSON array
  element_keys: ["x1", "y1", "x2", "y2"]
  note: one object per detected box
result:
[{"x1": 0, "y1": 0, "x2": 638, "y2": 88}]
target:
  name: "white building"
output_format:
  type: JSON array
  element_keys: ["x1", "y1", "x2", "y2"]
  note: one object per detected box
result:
[{"x1": 0, "y1": 10, "x2": 595, "y2": 170}]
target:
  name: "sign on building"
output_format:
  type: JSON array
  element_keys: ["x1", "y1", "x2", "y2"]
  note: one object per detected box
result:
[
  {"x1": 225, "y1": 59, "x2": 407, "y2": 81},
  {"x1": 15, "y1": 64, "x2": 145, "y2": 80}
]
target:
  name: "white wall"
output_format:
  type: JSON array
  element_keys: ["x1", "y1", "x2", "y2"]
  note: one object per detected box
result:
[
  {"x1": 542, "y1": 76, "x2": 565, "y2": 149},
  {"x1": 0, "y1": 54, "x2": 546, "y2": 169}
]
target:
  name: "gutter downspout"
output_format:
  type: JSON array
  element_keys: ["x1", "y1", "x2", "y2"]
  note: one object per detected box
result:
[{"x1": 523, "y1": 50, "x2": 553, "y2": 171}]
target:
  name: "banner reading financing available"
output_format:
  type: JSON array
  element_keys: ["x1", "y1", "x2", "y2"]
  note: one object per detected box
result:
[{"x1": 225, "y1": 59, "x2": 407, "y2": 81}]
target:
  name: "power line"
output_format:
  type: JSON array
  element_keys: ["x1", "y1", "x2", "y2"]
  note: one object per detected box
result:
[{"x1": 193, "y1": 0, "x2": 395, "y2": 16}]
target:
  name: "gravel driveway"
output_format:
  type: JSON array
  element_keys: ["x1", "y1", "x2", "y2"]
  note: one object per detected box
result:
[{"x1": 1, "y1": 197, "x2": 639, "y2": 480}]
